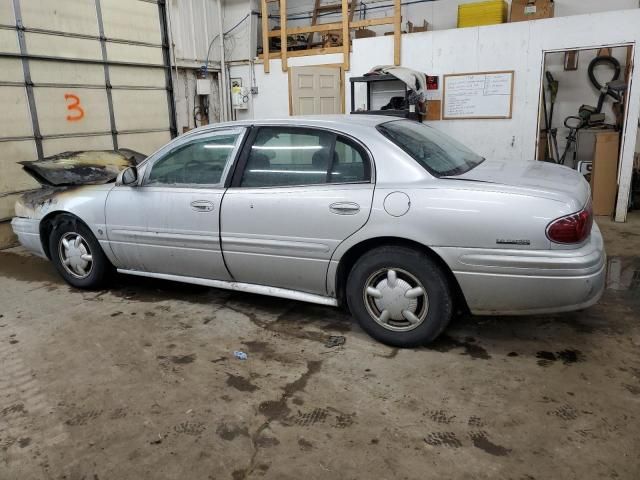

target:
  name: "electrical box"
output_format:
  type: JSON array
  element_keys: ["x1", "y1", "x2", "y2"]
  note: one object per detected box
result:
[
  {"x1": 196, "y1": 78, "x2": 211, "y2": 96},
  {"x1": 232, "y1": 85, "x2": 250, "y2": 110}
]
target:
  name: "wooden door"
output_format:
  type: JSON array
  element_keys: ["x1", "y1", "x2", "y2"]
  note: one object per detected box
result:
[{"x1": 290, "y1": 66, "x2": 342, "y2": 115}]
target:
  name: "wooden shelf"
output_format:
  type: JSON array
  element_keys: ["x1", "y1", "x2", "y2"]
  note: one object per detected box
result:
[
  {"x1": 260, "y1": 0, "x2": 401, "y2": 73},
  {"x1": 258, "y1": 46, "x2": 345, "y2": 60}
]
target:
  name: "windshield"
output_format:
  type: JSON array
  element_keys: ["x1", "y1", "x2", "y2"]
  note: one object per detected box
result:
[{"x1": 377, "y1": 120, "x2": 485, "y2": 177}]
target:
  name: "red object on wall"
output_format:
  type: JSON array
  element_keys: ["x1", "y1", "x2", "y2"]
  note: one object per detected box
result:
[{"x1": 426, "y1": 76, "x2": 439, "y2": 90}]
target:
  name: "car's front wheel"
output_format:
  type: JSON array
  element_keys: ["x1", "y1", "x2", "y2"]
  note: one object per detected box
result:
[
  {"x1": 49, "y1": 218, "x2": 111, "y2": 289},
  {"x1": 346, "y1": 246, "x2": 452, "y2": 347}
]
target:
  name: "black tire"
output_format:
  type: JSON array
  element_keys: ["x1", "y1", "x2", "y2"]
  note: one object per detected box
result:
[
  {"x1": 346, "y1": 246, "x2": 452, "y2": 347},
  {"x1": 49, "y1": 217, "x2": 112, "y2": 289}
]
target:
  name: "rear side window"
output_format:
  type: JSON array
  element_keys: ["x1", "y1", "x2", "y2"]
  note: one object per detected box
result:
[
  {"x1": 332, "y1": 137, "x2": 369, "y2": 184},
  {"x1": 377, "y1": 120, "x2": 484, "y2": 177},
  {"x1": 240, "y1": 127, "x2": 370, "y2": 187}
]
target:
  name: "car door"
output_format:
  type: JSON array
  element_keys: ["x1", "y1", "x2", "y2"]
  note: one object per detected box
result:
[
  {"x1": 220, "y1": 125, "x2": 375, "y2": 295},
  {"x1": 104, "y1": 128, "x2": 245, "y2": 280}
]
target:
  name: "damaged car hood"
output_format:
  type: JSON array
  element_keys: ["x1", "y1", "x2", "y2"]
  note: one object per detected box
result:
[{"x1": 20, "y1": 149, "x2": 146, "y2": 187}]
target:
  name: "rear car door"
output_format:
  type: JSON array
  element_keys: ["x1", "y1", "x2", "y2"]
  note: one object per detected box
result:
[
  {"x1": 105, "y1": 128, "x2": 245, "y2": 279},
  {"x1": 220, "y1": 126, "x2": 374, "y2": 294}
]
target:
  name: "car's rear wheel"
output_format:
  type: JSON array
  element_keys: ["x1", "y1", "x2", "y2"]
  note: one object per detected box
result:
[
  {"x1": 49, "y1": 218, "x2": 111, "y2": 289},
  {"x1": 346, "y1": 246, "x2": 452, "y2": 347}
]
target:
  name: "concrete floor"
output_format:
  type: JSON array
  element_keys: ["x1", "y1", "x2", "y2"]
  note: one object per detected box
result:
[{"x1": 1, "y1": 215, "x2": 639, "y2": 480}]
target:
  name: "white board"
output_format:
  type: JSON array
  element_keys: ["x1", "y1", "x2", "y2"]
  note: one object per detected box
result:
[{"x1": 442, "y1": 71, "x2": 514, "y2": 119}]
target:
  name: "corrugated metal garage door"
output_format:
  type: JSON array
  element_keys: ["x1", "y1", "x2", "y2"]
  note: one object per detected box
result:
[{"x1": 0, "y1": 0, "x2": 176, "y2": 222}]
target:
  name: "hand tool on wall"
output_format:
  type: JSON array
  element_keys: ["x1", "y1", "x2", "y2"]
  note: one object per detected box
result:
[{"x1": 545, "y1": 71, "x2": 560, "y2": 162}]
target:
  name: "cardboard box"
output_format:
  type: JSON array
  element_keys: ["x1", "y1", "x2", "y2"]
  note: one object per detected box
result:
[
  {"x1": 407, "y1": 20, "x2": 429, "y2": 33},
  {"x1": 590, "y1": 131, "x2": 619, "y2": 217},
  {"x1": 354, "y1": 28, "x2": 376, "y2": 39},
  {"x1": 322, "y1": 32, "x2": 342, "y2": 47},
  {"x1": 510, "y1": 0, "x2": 554, "y2": 22}
]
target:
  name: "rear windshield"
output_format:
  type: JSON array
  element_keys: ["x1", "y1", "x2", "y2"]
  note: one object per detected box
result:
[{"x1": 377, "y1": 120, "x2": 484, "y2": 177}]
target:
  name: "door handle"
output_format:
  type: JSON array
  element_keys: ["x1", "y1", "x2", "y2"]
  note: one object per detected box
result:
[
  {"x1": 329, "y1": 202, "x2": 360, "y2": 215},
  {"x1": 190, "y1": 200, "x2": 215, "y2": 212}
]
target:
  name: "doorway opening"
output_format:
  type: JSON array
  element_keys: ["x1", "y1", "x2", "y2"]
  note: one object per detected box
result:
[{"x1": 537, "y1": 44, "x2": 636, "y2": 219}]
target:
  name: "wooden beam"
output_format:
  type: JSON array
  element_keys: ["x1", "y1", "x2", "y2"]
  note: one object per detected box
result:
[
  {"x1": 261, "y1": 0, "x2": 270, "y2": 73},
  {"x1": 268, "y1": 22, "x2": 343, "y2": 37},
  {"x1": 393, "y1": 0, "x2": 401, "y2": 66},
  {"x1": 280, "y1": 0, "x2": 287, "y2": 71},
  {"x1": 349, "y1": 0, "x2": 357, "y2": 22},
  {"x1": 307, "y1": 0, "x2": 322, "y2": 47},
  {"x1": 350, "y1": 17, "x2": 394, "y2": 28},
  {"x1": 342, "y1": 0, "x2": 349, "y2": 71},
  {"x1": 259, "y1": 45, "x2": 344, "y2": 60}
]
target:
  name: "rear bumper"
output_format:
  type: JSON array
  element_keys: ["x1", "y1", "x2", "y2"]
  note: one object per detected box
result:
[
  {"x1": 11, "y1": 216, "x2": 46, "y2": 258},
  {"x1": 434, "y1": 224, "x2": 606, "y2": 315}
]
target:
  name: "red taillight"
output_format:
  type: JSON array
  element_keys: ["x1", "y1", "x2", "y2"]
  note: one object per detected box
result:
[{"x1": 546, "y1": 202, "x2": 593, "y2": 244}]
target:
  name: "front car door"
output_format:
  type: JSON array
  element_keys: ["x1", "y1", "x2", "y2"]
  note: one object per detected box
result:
[
  {"x1": 220, "y1": 125, "x2": 374, "y2": 295},
  {"x1": 104, "y1": 128, "x2": 245, "y2": 280}
]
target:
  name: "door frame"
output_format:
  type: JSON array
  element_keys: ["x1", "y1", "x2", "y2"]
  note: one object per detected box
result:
[{"x1": 288, "y1": 64, "x2": 345, "y2": 116}]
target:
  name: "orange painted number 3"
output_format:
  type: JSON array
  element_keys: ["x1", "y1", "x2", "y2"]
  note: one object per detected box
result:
[{"x1": 64, "y1": 93, "x2": 85, "y2": 122}]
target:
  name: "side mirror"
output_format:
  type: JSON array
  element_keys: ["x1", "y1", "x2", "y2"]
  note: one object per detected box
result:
[{"x1": 117, "y1": 166, "x2": 138, "y2": 186}]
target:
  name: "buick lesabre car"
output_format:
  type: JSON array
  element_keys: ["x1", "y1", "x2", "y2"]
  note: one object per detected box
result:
[{"x1": 12, "y1": 116, "x2": 606, "y2": 347}]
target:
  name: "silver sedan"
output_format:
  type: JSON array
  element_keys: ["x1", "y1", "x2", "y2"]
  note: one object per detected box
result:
[{"x1": 11, "y1": 115, "x2": 606, "y2": 347}]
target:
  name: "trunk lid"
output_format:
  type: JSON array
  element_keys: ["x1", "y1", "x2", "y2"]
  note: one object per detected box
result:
[
  {"x1": 20, "y1": 149, "x2": 145, "y2": 187},
  {"x1": 448, "y1": 160, "x2": 590, "y2": 211}
]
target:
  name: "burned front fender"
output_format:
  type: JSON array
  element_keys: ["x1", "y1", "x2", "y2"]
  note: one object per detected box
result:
[{"x1": 13, "y1": 183, "x2": 115, "y2": 261}]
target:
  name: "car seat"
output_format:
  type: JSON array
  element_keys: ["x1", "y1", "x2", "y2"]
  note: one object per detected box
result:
[{"x1": 242, "y1": 153, "x2": 271, "y2": 186}]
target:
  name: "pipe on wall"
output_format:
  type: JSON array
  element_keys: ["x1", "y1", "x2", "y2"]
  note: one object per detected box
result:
[{"x1": 217, "y1": 0, "x2": 230, "y2": 121}]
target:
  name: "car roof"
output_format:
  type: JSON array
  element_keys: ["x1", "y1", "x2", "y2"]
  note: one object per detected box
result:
[{"x1": 189, "y1": 114, "x2": 401, "y2": 135}]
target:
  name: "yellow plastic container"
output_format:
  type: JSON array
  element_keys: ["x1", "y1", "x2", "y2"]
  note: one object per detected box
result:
[{"x1": 457, "y1": 0, "x2": 508, "y2": 28}]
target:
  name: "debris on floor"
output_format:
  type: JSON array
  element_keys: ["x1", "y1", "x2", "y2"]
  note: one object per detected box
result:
[
  {"x1": 325, "y1": 335, "x2": 346, "y2": 348},
  {"x1": 233, "y1": 351, "x2": 248, "y2": 360}
]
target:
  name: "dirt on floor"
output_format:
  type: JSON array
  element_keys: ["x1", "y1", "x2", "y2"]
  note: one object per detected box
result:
[{"x1": 0, "y1": 216, "x2": 639, "y2": 480}]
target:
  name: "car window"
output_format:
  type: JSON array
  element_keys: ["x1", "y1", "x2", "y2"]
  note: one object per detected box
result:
[
  {"x1": 331, "y1": 137, "x2": 370, "y2": 183},
  {"x1": 147, "y1": 132, "x2": 240, "y2": 186},
  {"x1": 240, "y1": 127, "x2": 334, "y2": 187},
  {"x1": 377, "y1": 120, "x2": 484, "y2": 177},
  {"x1": 240, "y1": 127, "x2": 370, "y2": 187}
]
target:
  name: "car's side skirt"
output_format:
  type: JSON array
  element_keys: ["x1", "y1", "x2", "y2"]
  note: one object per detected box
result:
[{"x1": 117, "y1": 269, "x2": 339, "y2": 307}]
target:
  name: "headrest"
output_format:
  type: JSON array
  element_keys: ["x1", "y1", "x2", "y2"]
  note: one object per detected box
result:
[
  {"x1": 248, "y1": 153, "x2": 270, "y2": 170},
  {"x1": 312, "y1": 149, "x2": 338, "y2": 170}
]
